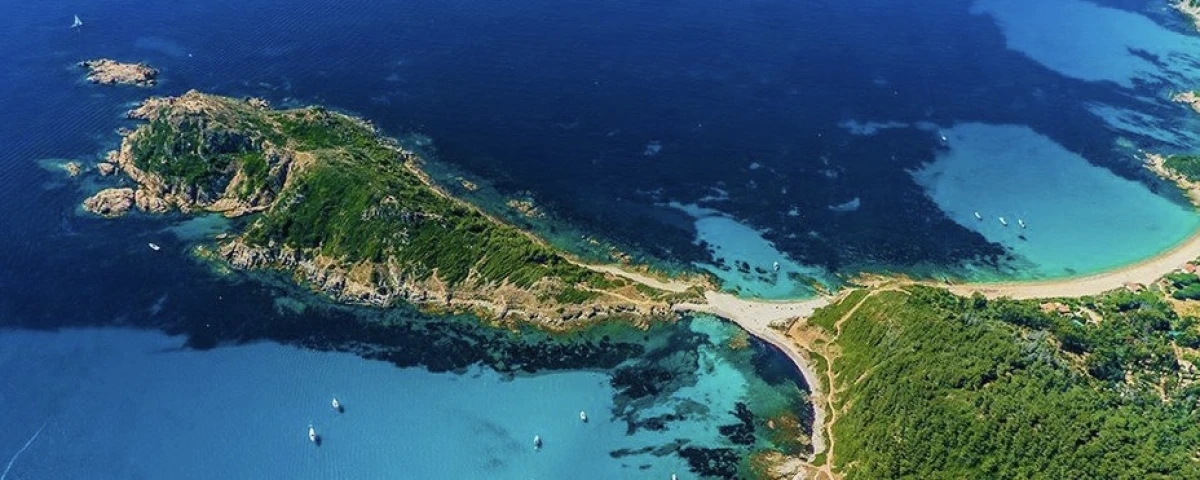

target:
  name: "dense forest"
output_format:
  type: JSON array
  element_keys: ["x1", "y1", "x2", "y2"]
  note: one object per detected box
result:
[{"x1": 806, "y1": 284, "x2": 1200, "y2": 479}]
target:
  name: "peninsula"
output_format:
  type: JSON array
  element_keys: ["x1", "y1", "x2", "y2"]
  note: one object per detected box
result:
[
  {"x1": 82, "y1": 90, "x2": 1200, "y2": 480},
  {"x1": 84, "y1": 91, "x2": 698, "y2": 327},
  {"x1": 79, "y1": 59, "x2": 159, "y2": 87}
]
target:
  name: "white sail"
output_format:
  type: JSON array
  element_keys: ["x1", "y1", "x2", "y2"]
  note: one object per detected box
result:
[{"x1": 71, "y1": 15, "x2": 83, "y2": 28}]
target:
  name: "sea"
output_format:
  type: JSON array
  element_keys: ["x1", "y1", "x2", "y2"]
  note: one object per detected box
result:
[{"x1": 2, "y1": 0, "x2": 1200, "y2": 478}]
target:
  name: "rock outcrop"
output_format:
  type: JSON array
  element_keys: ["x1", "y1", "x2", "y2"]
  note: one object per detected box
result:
[
  {"x1": 82, "y1": 188, "x2": 135, "y2": 217},
  {"x1": 83, "y1": 91, "x2": 690, "y2": 328},
  {"x1": 79, "y1": 59, "x2": 159, "y2": 87}
]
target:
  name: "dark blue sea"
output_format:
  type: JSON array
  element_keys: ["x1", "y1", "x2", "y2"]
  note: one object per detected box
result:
[{"x1": 3, "y1": 0, "x2": 1200, "y2": 478}]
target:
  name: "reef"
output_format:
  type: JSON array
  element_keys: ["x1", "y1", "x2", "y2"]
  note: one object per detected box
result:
[
  {"x1": 79, "y1": 59, "x2": 159, "y2": 87},
  {"x1": 84, "y1": 91, "x2": 692, "y2": 327}
]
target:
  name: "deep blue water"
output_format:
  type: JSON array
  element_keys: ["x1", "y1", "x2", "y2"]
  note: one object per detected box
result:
[{"x1": 4, "y1": 0, "x2": 1200, "y2": 477}]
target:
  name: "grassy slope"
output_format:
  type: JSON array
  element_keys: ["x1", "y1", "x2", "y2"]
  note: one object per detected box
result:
[
  {"x1": 130, "y1": 94, "x2": 622, "y2": 295},
  {"x1": 818, "y1": 287, "x2": 1200, "y2": 480}
]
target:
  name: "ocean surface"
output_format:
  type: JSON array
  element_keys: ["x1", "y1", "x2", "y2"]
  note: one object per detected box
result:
[{"x1": 3, "y1": 0, "x2": 1200, "y2": 478}]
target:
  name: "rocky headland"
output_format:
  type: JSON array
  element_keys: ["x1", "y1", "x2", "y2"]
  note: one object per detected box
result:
[
  {"x1": 79, "y1": 59, "x2": 159, "y2": 87},
  {"x1": 85, "y1": 91, "x2": 699, "y2": 327}
]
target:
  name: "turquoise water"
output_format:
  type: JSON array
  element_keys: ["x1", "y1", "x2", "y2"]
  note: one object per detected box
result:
[
  {"x1": 671, "y1": 203, "x2": 833, "y2": 299},
  {"x1": 913, "y1": 123, "x2": 1200, "y2": 280},
  {"x1": 0, "y1": 319, "x2": 806, "y2": 479},
  {"x1": 972, "y1": 0, "x2": 1200, "y2": 88}
]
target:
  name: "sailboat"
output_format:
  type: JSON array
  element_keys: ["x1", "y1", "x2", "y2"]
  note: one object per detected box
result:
[{"x1": 71, "y1": 15, "x2": 83, "y2": 29}]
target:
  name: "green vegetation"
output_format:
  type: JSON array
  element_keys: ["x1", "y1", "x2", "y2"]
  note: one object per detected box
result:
[
  {"x1": 127, "y1": 93, "x2": 634, "y2": 304},
  {"x1": 1165, "y1": 154, "x2": 1200, "y2": 182},
  {"x1": 824, "y1": 287, "x2": 1200, "y2": 479},
  {"x1": 807, "y1": 288, "x2": 868, "y2": 333}
]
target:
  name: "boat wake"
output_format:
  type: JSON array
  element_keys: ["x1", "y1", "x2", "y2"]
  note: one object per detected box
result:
[{"x1": 1, "y1": 422, "x2": 47, "y2": 480}]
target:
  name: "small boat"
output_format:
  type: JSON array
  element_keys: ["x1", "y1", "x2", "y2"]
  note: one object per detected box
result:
[
  {"x1": 1017, "y1": 219, "x2": 1026, "y2": 229},
  {"x1": 148, "y1": 242, "x2": 161, "y2": 251},
  {"x1": 533, "y1": 435, "x2": 542, "y2": 450},
  {"x1": 71, "y1": 15, "x2": 83, "y2": 29},
  {"x1": 332, "y1": 397, "x2": 342, "y2": 413},
  {"x1": 672, "y1": 474, "x2": 678, "y2": 480},
  {"x1": 309, "y1": 425, "x2": 319, "y2": 444},
  {"x1": 579, "y1": 411, "x2": 588, "y2": 423},
  {"x1": 772, "y1": 261, "x2": 780, "y2": 272},
  {"x1": 940, "y1": 135, "x2": 949, "y2": 144},
  {"x1": 973, "y1": 211, "x2": 982, "y2": 221},
  {"x1": 998, "y1": 217, "x2": 1007, "y2": 227}
]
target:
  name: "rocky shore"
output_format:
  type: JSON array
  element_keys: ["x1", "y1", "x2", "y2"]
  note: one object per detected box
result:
[
  {"x1": 1174, "y1": 91, "x2": 1200, "y2": 115},
  {"x1": 215, "y1": 238, "x2": 674, "y2": 329},
  {"x1": 79, "y1": 59, "x2": 158, "y2": 87},
  {"x1": 82, "y1": 91, "x2": 687, "y2": 328}
]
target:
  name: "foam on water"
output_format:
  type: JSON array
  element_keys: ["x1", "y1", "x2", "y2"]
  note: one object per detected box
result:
[
  {"x1": 912, "y1": 123, "x2": 1200, "y2": 280},
  {"x1": 0, "y1": 328, "x2": 783, "y2": 479}
]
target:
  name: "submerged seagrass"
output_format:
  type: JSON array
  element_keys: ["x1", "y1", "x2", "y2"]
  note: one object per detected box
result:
[{"x1": 85, "y1": 91, "x2": 699, "y2": 326}]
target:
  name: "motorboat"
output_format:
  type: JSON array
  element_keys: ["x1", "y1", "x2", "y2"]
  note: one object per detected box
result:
[
  {"x1": 998, "y1": 217, "x2": 1007, "y2": 227},
  {"x1": 534, "y1": 435, "x2": 542, "y2": 450},
  {"x1": 148, "y1": 242, "x2": 161, "y2": 251},
  {"x1": 579, "y1": 411, "x2": 588, "y2": 423},
  {"x1": 309, "y1": 425, "x2": 319, "y2": 444},
  {"x1": 974, "y1": 211, "x2": 982, "y2": 221},
  {"x1": 332, "y1": 397, "x2": 342, "y2": 413},
  {"x1": 772, "y1": 261, "x2": 780, "y2": 272},
  {"x1": 1017, "y1": 219, "x2": 1026, "y2": 229},
  {"x1": 71, "y1": 15, "x2": 83, "y2": 28}
]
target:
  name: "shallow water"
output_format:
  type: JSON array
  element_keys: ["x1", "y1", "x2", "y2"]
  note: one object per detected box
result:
[
  {"x1": 3, "y1": 0, "x2": 1200, "y2": 477},
  {"x1": 913, "y1": 123, "x2": 1200, "y2": 280}
]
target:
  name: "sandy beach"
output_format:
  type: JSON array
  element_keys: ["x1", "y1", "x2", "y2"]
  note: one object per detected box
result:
[
  {"x1": 675, "y1": 292, "x2": 831, "y2": 460},
  {"x1": 669, "y1": 218, "x2": 1200, "y2": 475}
]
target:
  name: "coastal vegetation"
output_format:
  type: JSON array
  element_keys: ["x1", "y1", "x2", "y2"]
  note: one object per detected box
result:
[
  {"x1": 86, "y1": 91, "x2": 690, "y2": 325},
  {"x1": 801, "y1": 279, "x2": 1200, "y2": 479},
  {"x1": 1164, "y1": 153, "x2": 1200, "y2": 182}
]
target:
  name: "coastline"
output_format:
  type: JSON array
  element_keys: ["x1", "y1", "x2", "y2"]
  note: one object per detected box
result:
[
  {"x1": 937, "y1": 226, "x2": 1200, "y2": 299},
  {"x1": 675, "y1": 291, "x2": 831, "y2": 466},
  {"x1": 666, "y1": 163, "x2": 1200, "y2": 476}
]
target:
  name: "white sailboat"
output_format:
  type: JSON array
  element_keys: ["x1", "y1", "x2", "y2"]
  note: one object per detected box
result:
[
  {"x1": 309, "y1": 425, "x2": 319, "y2": 444},
  {"x1": 71, "y1": 15, "x2": 83, "y2": 29},
  {"x1": 332, "y1": 397, "x2": 342, "y2": 412}
]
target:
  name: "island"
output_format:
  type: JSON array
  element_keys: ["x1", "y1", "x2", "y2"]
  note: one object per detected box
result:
[
  {"x1": 79, "y1": 59, "x2": 158, "y2": 87},
  {"x1": 84, "y1": 91, "x2": 700, "y2": 327}
]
